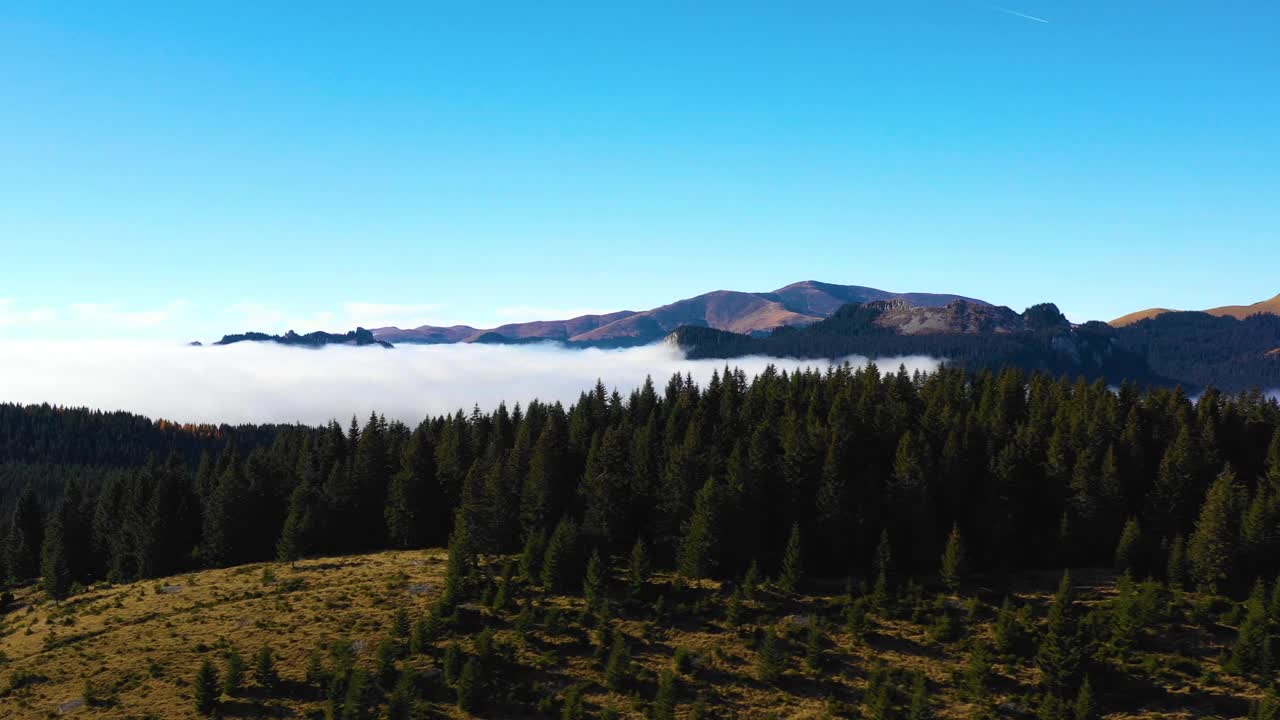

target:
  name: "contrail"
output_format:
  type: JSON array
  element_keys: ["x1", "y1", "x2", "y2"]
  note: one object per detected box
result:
[{"x1": 990, "y1": 5, "x2": 1050, "y2": 23}]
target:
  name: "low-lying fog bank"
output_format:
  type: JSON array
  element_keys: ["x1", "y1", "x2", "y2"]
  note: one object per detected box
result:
[{"x1": 0, "y1": 341, "x2": 942, "y2": 426}]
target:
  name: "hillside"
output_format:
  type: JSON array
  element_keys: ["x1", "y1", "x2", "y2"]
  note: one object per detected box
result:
[
  {"x1": 0, "y1": 551, "x2": 1267, "y2": 720},
  {"x1": 672, "y1": 300, "x2": 1160, "y2": 385},
  {"x1": 371, "y1": 281, "x2": 987, "y2": 347},
  {"x1": 1109, "y1": 294, "x2": 1280, "y2": 327},
  {"x1": 672, "y1": 299, "x2": 1280, "y2": 391}
]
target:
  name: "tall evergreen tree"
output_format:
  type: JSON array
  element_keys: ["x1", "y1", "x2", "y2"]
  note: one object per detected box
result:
[
  {"x1": 778, "y1": 522, "x2": 803, "y2": 593},
  {"x1": 677, "y1": 477, "x2": 720, "y2": 581},
  {"x1": 5, "y1": 484, "x2": 44, "y2": 583},
  {"x1": 1037, "y1": 571, "x2": 1082, "y2": 697},
  {"x1": 39, "y1": 500, "x2": 72, "y2": 600},
  {"x1": 194, "y1": 658, "x2": 220, "y2": 715},
  {"x1": 1112, "y1": 518, "x2": 1142, "y2": 575},
  {"x1": 1187, "y1": 466, "x2": 1241, "y2": 591},
  {"x1": 542, "y1": 516, "x2": 579, "y2": 593},
  {"x1": 1228, "y1": 579, "x2": 1272, "y2": 677},
  {"x1": 940, "y1": 524, "x2": 966, "y2": 593}
]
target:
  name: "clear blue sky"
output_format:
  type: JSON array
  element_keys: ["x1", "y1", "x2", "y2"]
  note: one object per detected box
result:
[{"x1": 2, "y1": 1, "x2": 1277, "y2": 339}]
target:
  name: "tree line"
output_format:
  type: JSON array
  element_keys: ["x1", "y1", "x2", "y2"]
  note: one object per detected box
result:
[{"x1": 4, "y1": 362, "x2": 1280, "y2": 602}]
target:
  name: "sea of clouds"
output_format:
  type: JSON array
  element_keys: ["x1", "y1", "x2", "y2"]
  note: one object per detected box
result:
[{"x1": 0, "y1": 341, "x2": 942, "y2": 426}]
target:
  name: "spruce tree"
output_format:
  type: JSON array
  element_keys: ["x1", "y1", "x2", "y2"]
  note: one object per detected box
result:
[
  {"x1": 1228, "y1": 578, "x2": 1272, "y2": 677},
  {"x1": 386, "y1": 670, "x2": 414, "y2": 720},
  {"x1": 1036, "y1": 571, "x2": 1082, "y2": 697},
  {"x1": 652, "y1": 669, "x2": 677, "y2": 720},
  {"x1": 604, "y1": 634, "x2": 632, "y2": 691},
  {"x1": 677, "y1": 476, "x2": 720, "y2": 581},
  {"x1": 804, "y1": 622, "x2": 824, "y2": 671},
  {"x1": 1112, "y1": 518, "x2": 1142, "y2": 575},
  {"x1": 194, "y1": 658, "x2": 220, "y2": 715},
  {"x1": 757, "y1": 626, "x2": 786, "y2": 684},
  {"x1": 872, "y1": 529, "x2": 894, "y2": 610},
  {"x1": 1166, "y1": 535, "x2": 1187, "y2": 590},
  {"x1": 940, "y1": 524, "x2": 966, "y2": 594},
  {"x1": 202, "y1": 458, "x2": 247, "y2": 568},
  {"x1": 222, "y1": 648, "x2": 245, "y2": 695},
  {"x1": 542, "y1": 516, "x2": 579, "y2": 593},
  {"x1": 778, "y1": 523, "x2": 803, "y2": 593},
  {"x1": 584, "y1": 550, "x2": 605, "y2": 607},
  {"x1": 965, "y1": 641, "x2": 993, "y2": 700},
  {"x1": 519, "y1": 527, "x2": 547, "y2": 582},
  {"x1": 441, "y1": 508, "x2": 476, "y2": 610},
  {"x1": 253, "y1": 644, "x2": 277, "y2": 690},
  {"x1": 1073, "y1": 676, "x2": 1098, "y2": 720},
  {"x1": 443, "y1": 641, "x2": 463, "y2": 685},
  {"x1": 908, "y1": 671, "x2": 932, "y2": 720},
  {"x1": 4, "y1": 484, "x2": 43, "y2": 583},
  {"x1": 456, "y1": 657, "x2": 481, "y2": 712},
  {"x1": 627, "y1": 536, "x2": 650, "y2": 596},
  {"x1": 1187, "y1": 466, "x2": 1240, "y2": 591},
  {"x1": 40, "y1": 502, "x2": 72, "y2": 600},
  {"x1": 743, "y1": 559, "x2": 761, "y2": 601},
  {"x1": 341, "y1": 667, "x2": 373, "y2": 720}
]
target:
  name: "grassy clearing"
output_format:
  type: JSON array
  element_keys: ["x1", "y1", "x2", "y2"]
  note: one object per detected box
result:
[{"x1": 0, "y1": 553, "x2": 1264, "y2": 719}]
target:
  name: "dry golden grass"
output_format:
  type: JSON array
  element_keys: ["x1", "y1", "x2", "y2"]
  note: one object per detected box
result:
[{"x1": 0, "y1": 553, "x2": 1264, "y2": 720}]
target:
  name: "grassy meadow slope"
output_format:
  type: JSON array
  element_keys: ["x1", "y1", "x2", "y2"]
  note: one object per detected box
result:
[{"x1": 0, "y1": 551, "x2": 1268, "y2": 720}]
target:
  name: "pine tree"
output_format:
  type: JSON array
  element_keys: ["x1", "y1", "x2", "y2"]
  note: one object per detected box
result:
[
  {"x1": 1166, "y1": 535, "x2": 1187, "y2": 590},
  {"x1": 386, "y1": 670, "x2": 414, "y2": 720},
  {"x1": 872, "y1": 529, "x2": 894, "y2": 610},
  {"x1": 757, "y1": 626, "x2": 786, "y2": 684},
  {"x1": 1036, "y1": 571, "x2": 1082, "y2": 697},
  {"x1": 202, "y1": 457, "x2": 247, "y2": 568},
  {"x1": 908, "y1": 671, "x2": 933, "y2": 720},
  {"x1": 341, "y1": 667, "x2": 373, "y2": 720},
  {"x1": 40, "y1": 500, "x2": 72, "y2": 600},
  {"x1": 1188, "y1": 466, "x2": 1241, "y2": 591},
  {"x1": 804, "y1": 622, "x2": 824, "y2": 671},
  {"x1": 652, "y1": 669, "x2": 678, "y2": 720},
  {"x1": 778, "y1": 523, "x2": 803, "y2": 593},
  {"x1": 1113, "y1": 518, "x2": 1142, "y2": 574},
  {"x1": 277, "y1": 471, "x2": 323, "y2": 564},
  {"x1": 584, "y1": 550, "x2": 605, "y2": 606},
  {"x1": 604, "y1": 634, "x2": 632, "y2": 691},
  {"x1": 456, "y1": 657, "x2": 481, "y2": 712},
  {"x1": 627, "y1": 537, "x2": 650, "y2": 596},
  {"x1": 519, "y1": 527, "x2": 547, "y2": 582},
  {"x1": 443, "y1": 641, "x2": 463, "y2": 685},
  {"x1": 940, "y1": 524, "x2": 966, "y2": 594},
  {"x1": 965, "y1": 641, "x2": 993, "y2": 699},
  {"x1": 253, "y1": 644, "x2": 277, "y2": 690},
  {"x1": 441, "y1": 507, "x2": 477, "y2": 610},
  {"x1": 1073, "y1": 676, "x2": 1098, "y2": 720},
  {"x1": 542, "y1": 516, "x2": 579, "y2": 593},
  {"x1": 677, "y1": 476, "x2": 720, "y2": 581},
  {"x1": 1228, "y1": 578, "x2": 1272, "y2": 677},
  {"x1": 4, "y1": 484, "x2": 44, "y2": 583},
  {"x1": 386, "y1": 423, "x2": 435, "y2": 548},
  {"x1": 194, "y1": 658, "x2": 220, "y2": 715},
  {"x1": 222, "y1": 648, "x2": 245, "y2": 695},
  {"x1": 743, "y1": 559, "x2": 761, "y2": 601}
]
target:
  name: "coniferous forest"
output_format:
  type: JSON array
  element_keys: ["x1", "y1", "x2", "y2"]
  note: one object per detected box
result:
[{"x1": 4, "y1": 363, "x2": 1280, "y2": 718}]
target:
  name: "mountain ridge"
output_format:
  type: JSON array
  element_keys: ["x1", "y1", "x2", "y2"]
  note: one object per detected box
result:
[
  {"x1": 373, "y1": 280, "x2": 987, "y2": 347},
  {"x1": 1109, "y1": 293, "x2": 1280, "y2": 327}
]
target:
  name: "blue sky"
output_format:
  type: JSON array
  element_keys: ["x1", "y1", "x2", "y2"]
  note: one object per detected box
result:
[{"x1": 2, "y1": 1, "x2": 1277, "y2": 339}]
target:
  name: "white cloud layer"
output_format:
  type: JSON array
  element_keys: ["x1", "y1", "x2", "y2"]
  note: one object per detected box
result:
[{"x1": 0, "y1": 341, "x2": 941, "y2": 426}]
